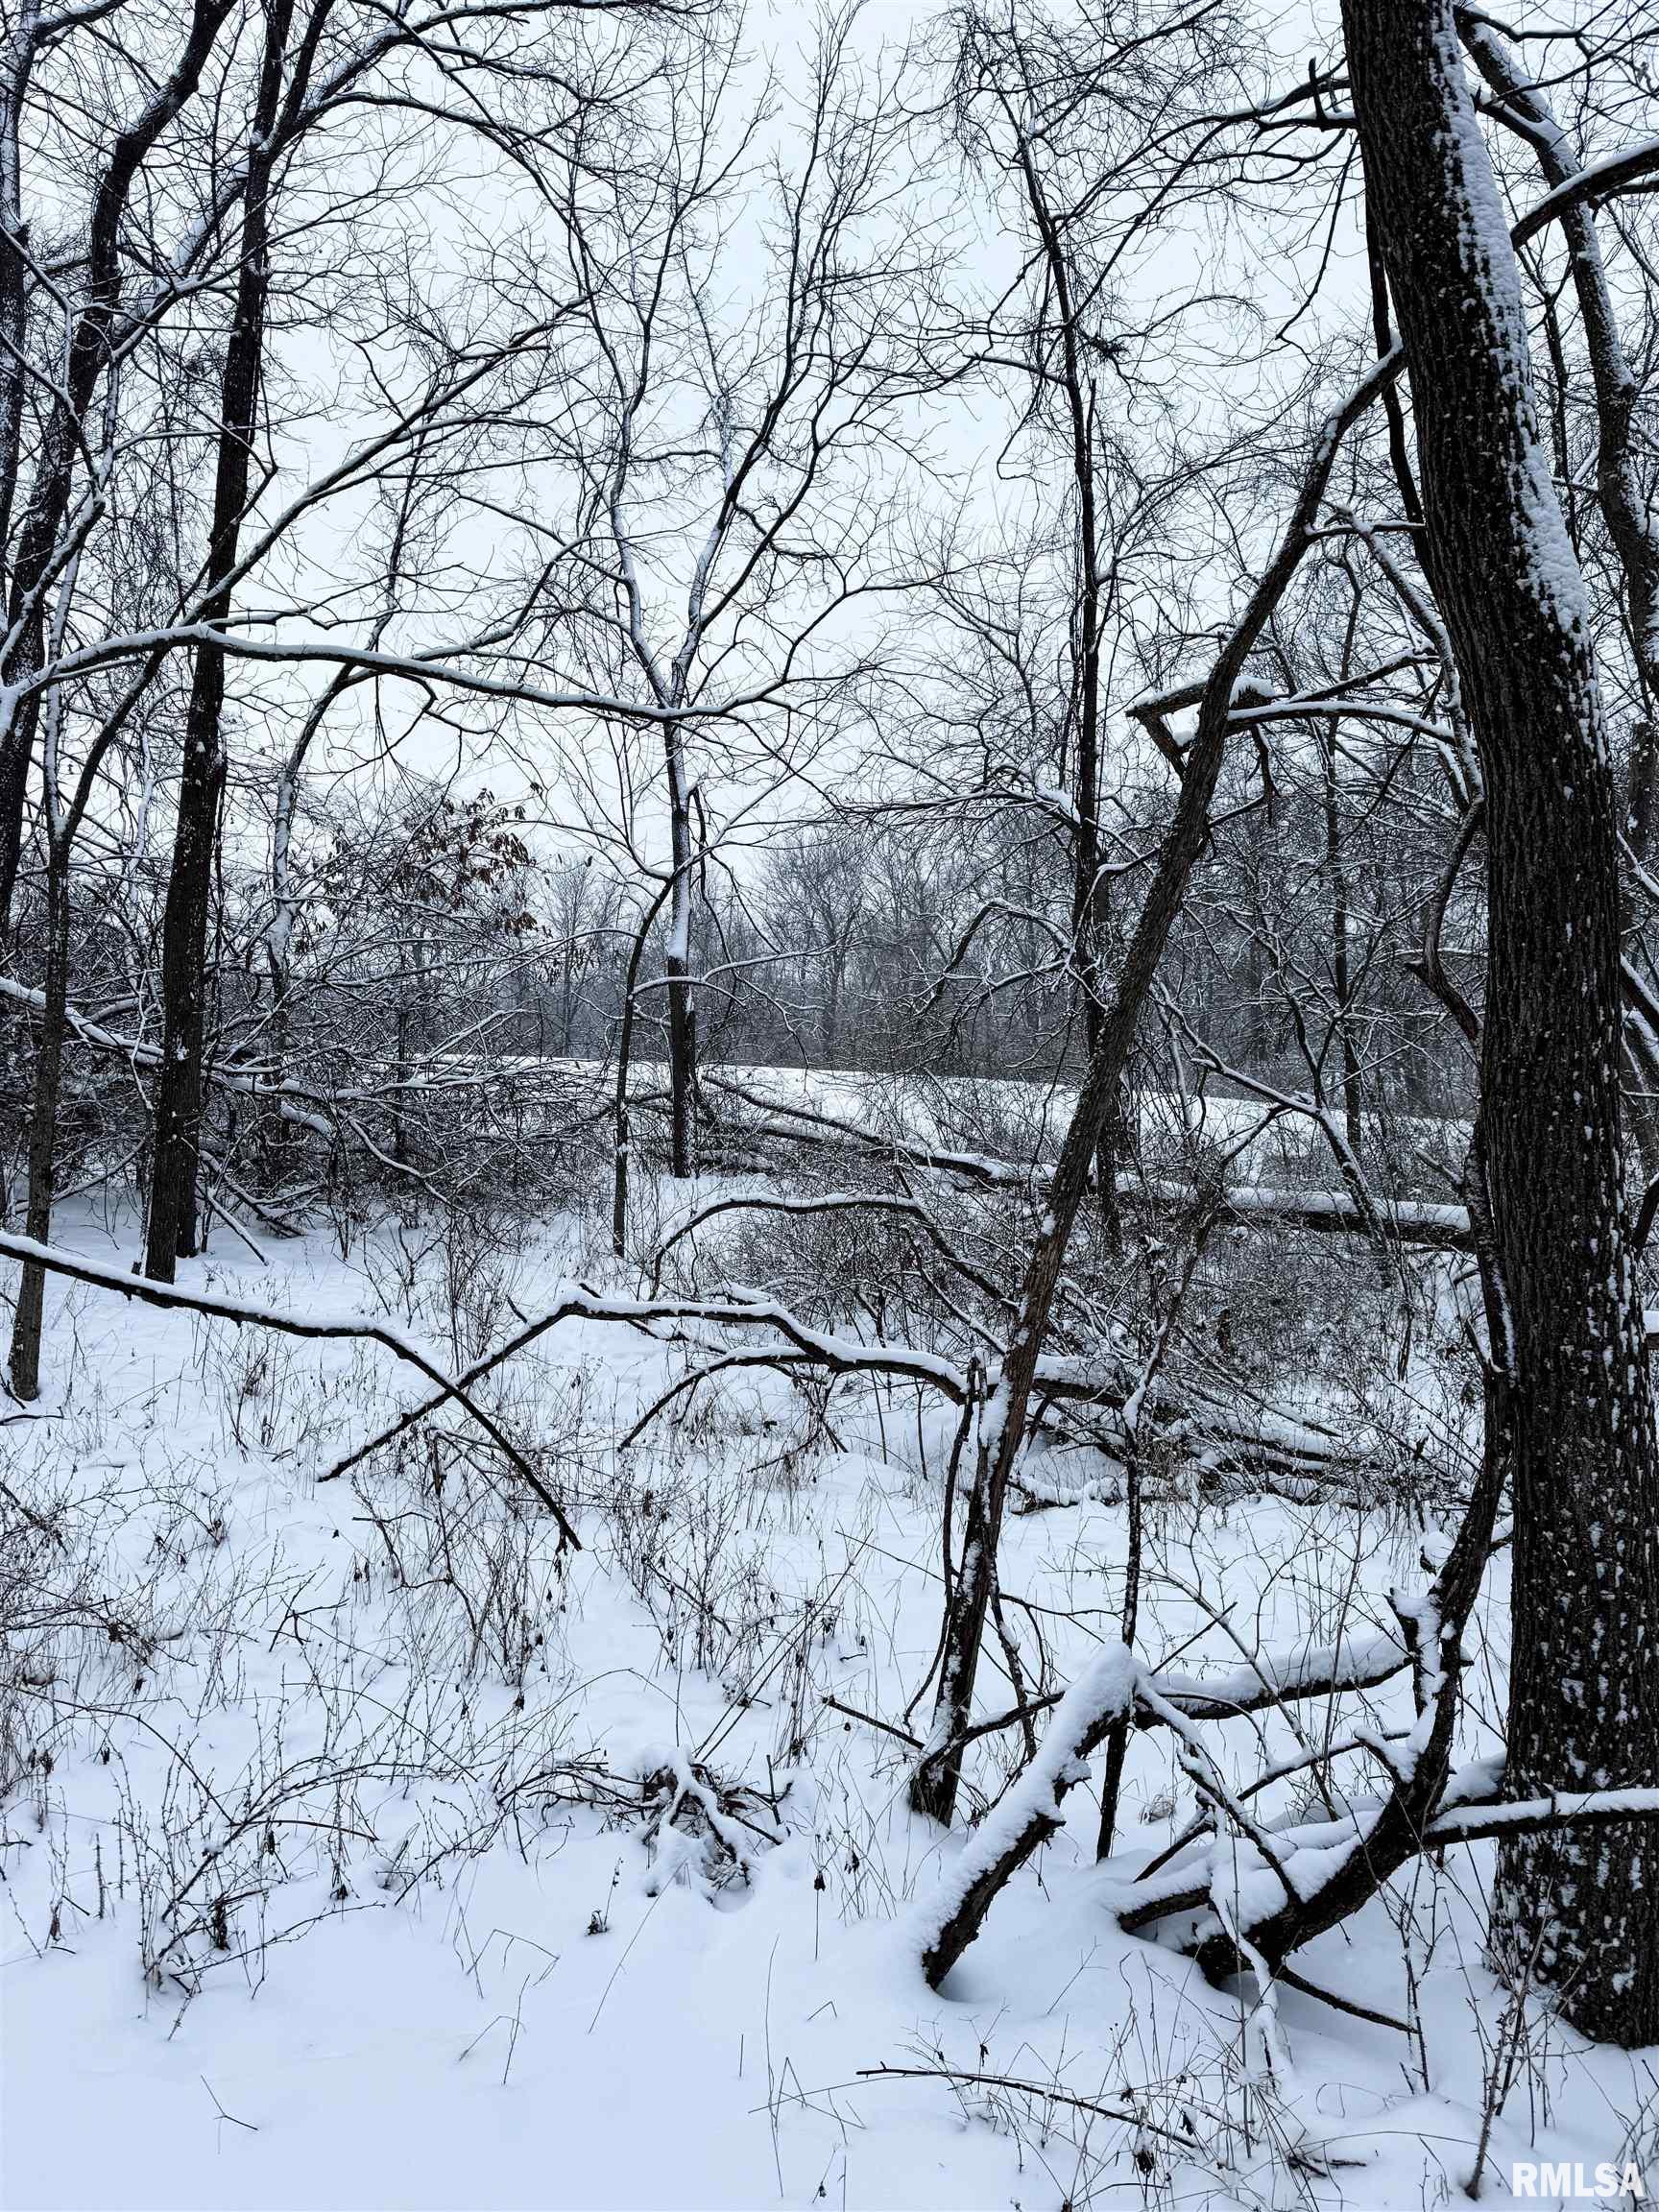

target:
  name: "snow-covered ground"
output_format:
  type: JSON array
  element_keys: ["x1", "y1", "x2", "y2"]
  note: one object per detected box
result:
[{"x1": 2, "y1": 1201, "x2": 1651, "y2": 2212}]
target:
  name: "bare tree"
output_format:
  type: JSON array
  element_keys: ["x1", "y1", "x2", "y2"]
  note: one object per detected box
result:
[
  {"x1": 534, "y1": 12, "x2": 947, "y2": 1176},
  {"x1": 942, "y1": 0, "x2": 1253, "y2": 1224}
]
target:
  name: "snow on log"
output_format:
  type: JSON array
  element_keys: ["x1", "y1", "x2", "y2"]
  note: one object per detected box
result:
[{"x1": 914, "y1": 1645, "x2": 1139, "y2": 1989}]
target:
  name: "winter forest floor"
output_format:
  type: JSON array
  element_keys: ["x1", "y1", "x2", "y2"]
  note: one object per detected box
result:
[{"x1": 3, "y1": 1188, "x2": 1656, "y2": 2212}]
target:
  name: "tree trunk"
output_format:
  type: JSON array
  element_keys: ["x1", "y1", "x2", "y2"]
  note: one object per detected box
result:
[
  {"x1": 0, "y1": 16, "x2": 37, "y2": 578},
  {"x1": 907, "y1": 375, "x2": 1374, "y2": 1826},
  {"x1": 1321, "y1": 729, "x2": 1363, "y2": 1160},
  {"x1": 0, "y1": 0, "x2": 233, "y2": 933},
  {"x1": 259, "y1": 754, "x2": 301, "y2": 1184},
  {"x1": 7, "y1": 832, "x2": 69, "y2": 1398},
  {"x1": 613, "y1": 867, "x2": 683, "y2": 1257},
  {"x1": 1455, "y1": 12, "x2": 1659, "y2": 710},
  {"x1": 145, "y1": 667, "x2": 228, "y2": 1273},
  {"x1": 1344, "y1": 0, "x2": 1659, "y2": 2047},
  {"x1": 663, "y1": 730, "x2": 696, "y2": 1180},
  {"x1": 145, "y1": 0, "x2": 292, "y2": 1279},
  {"x1": 1014, "y1": 126, "x2": 1123, "y2": 1249}
]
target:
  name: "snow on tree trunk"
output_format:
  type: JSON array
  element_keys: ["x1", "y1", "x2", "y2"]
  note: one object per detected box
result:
[{"x1": 1342, "y1": 0, "x2": 1659, "y2": 2047}]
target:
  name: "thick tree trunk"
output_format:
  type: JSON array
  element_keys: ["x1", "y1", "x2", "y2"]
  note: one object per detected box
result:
[
  {"x1": 145, "y1": 666, "x2": 228, "y2": 1273},
  {"x1": 7, "y1": 835, "x2": 69, "y2": 1398},
  {"x1": 1344, "y1": 0, "x2": 1659, "y2": 2046},
  {"x1": 145, "y1": 0, "x2": 291, "y2": 1279}
]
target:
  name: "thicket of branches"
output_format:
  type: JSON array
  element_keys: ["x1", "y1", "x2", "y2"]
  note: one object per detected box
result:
[{"x1": 8, "y1": 0, "x2": 1659, "y2": 2062}]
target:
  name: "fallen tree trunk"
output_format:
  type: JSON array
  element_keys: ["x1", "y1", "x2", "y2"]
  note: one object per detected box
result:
[{"x1": 701, "y1": 1074, "x2": 1476, "y2": 1250}]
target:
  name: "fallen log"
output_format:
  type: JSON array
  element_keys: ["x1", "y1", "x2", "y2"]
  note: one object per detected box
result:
[{"x1": 701, "y1": 1074, "x2": 1475, "y2": 1250}]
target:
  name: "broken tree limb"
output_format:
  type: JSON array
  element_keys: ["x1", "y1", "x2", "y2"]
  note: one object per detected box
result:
[
  {"x1": 910, "y1": 1225, "x2": 1506, "y2": 1987},
  {"x1": 1121, "y1": 1354, "x2": 1507, "y2": 1981},
  {"x1": 910, "y1": 1621, "x2": 1416, "y2": 1988},
  {"x1": 915, "y1": 1645, "x2": 1140, "y2": 1989},
  {"x1": 1117, "y1": 1780, "x2": 1659, "y2": 1937},
  {"x1": 0, "y1": 1230, "x2": 582, "y2": 1549}
]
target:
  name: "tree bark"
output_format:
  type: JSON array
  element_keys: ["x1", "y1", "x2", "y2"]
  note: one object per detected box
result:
[
  {"x1": 145, "y1": 0, "x2": 294, "y2": 1278},
  {"x1": 1344, "y1": 0, "x2": 1659, "y2": 2047},
  {"x1": 1455, "y1": 12, "x2": 1659, "y2": 710},
  {"x1": 613, "y1": 870, "x2": 677, "y2": 1257},
  {"x1": 1010, "y1": 114, "x2": 1123, "y2": 1246},
  {"x1": 1320, "y1": 728, "x2": 1363, "y2": 1160},
  {"x1": 663, "y1": 729, "x2": 697, "y2": 1181},
  {"x1": 0, "y1": 9, "x2": 40, "y2": 579},
  {"x1": 7, "y1": 830, "x2": 69, "y2": 1397}
]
